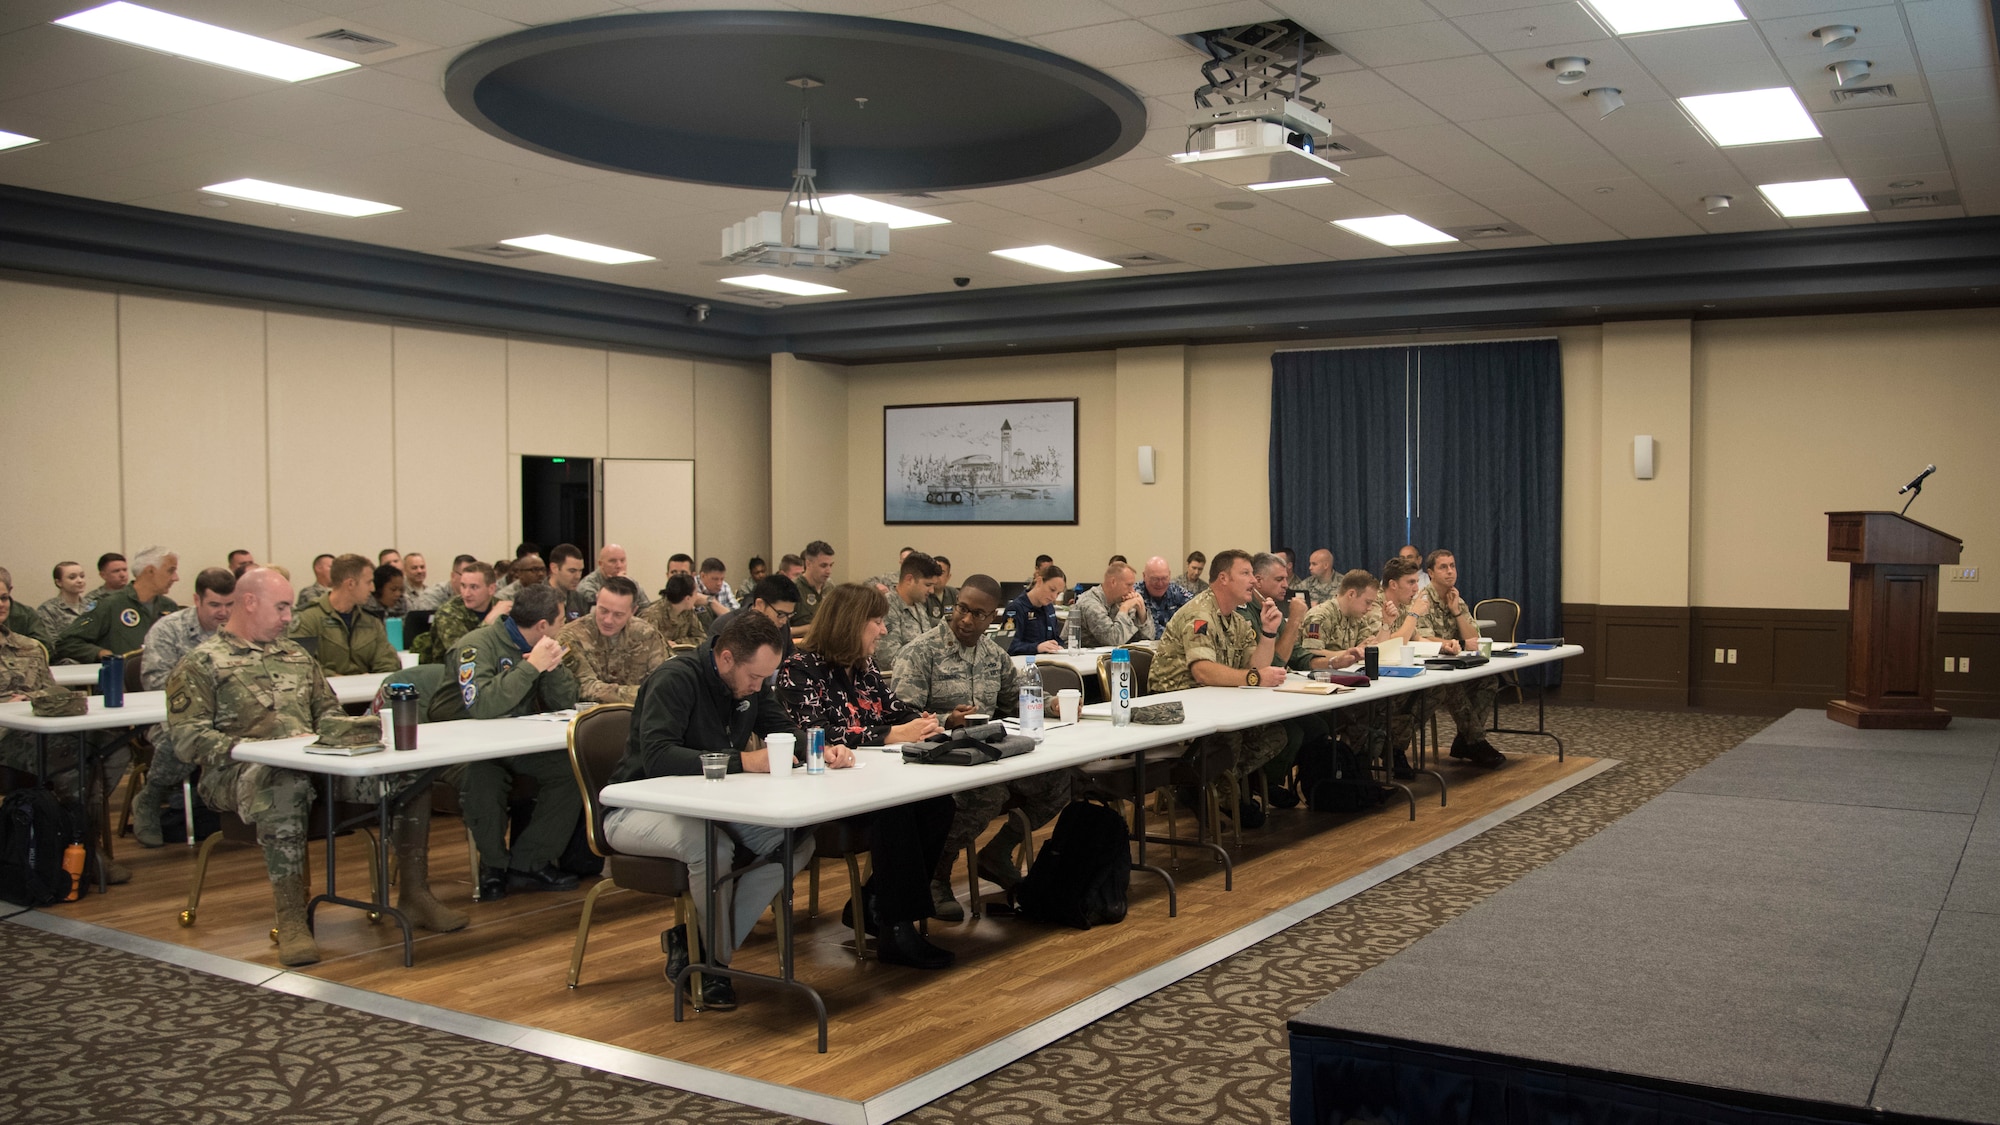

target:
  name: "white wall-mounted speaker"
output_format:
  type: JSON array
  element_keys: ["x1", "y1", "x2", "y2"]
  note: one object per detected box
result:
[
  {"x1": 1137, "y1": 445, "x2": 1157, "y2": 485},
  {"x1": 1634, "y1": 435, "x2": 1655, "y2": 480}
]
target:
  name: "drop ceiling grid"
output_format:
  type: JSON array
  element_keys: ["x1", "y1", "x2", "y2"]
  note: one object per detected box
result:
[{"x1": 0, "y1": 0, "x2": 1988, "y2": 305}]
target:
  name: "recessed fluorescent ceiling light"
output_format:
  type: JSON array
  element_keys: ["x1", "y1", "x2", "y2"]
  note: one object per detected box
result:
[
  {"x1": 202, "y1": 177, "x2": 399, "y2": 217},
  {"x1": 1332, "y1": 215, "x2": 1458, "y2": 246},
  {"x1": 500, "y1": 234, "x2": 654, "y2": 264},
  {"x1": 0, "y1": 130, "x2": 40, "y2": 151},
  {"x1": 1678, "y1": 87, "x2": 1820, "y2": 146},
  {"x1": 1582, "y1": 0, "x2": 1746, "y2": 35},
  {"x1": 814, "y1": 194, "x2": 950, "y2": 229},
  {"x1": 990, "y1": 245, "x2": 1121, "y2": 272},
  {"x1": 1757, "y1": 177, "x2": 1868, "y2": 217},
  {"x1": 721, "y1": 274, "x2": 847, "y2": 297},
  {"x1": 1247, "y1": 176, "x2": 1334, "y2": 191},
  {"x1": 54, "y1": 2, "x2": 359, "y2": 82}
]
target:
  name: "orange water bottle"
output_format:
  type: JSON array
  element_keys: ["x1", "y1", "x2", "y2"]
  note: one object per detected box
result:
[{"x1": 62, "y1": 843, "x2": 86, "y2": 901}]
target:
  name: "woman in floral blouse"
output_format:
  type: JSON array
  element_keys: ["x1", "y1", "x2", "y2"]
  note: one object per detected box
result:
[{"x1": 777, "y1": 583, "x2": 957, "y2": 970}]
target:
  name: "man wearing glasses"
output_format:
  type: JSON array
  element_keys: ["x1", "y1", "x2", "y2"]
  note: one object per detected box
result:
[
  {"x1": 890, "y1": 575, "x2": 1070, "y2": 922},
  {"x1": 704, "y1": 574, "x2": 800, "y2": 686}
]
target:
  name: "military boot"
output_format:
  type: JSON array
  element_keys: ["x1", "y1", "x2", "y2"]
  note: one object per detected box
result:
[
  {"x1": 394, "y1": 809, "x2": 469, "y2": 934},
  {"x1": 273, "y1": 874, "x2": 320, "y2": 966},
  {"x1": 131, "y1": 780, "x2": 167, "y2": 848}
]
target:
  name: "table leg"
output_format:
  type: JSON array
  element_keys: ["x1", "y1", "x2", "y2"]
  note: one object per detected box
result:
[
  {"x1": 1128, "y1": 749, "x2": 1177, "y2": 917},
  {"x1": 1486, "y1": 662, "x2": 1563, "y2": 761},
  {"x1": 304, "y1": 775, "x2": 416, "y2": 967},
  {"x1": 671, "y1": 820, "x2": 830, "y2": 1051}
]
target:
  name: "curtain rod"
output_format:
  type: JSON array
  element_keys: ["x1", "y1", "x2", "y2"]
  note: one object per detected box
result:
[{"x1": 1273, "y1": 335, "x2": 1558, "y2": 355}]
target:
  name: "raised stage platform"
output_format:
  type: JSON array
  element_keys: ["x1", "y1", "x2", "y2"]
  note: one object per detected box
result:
[{"x1": 1290, "y1": 709, "x2": 2000, "y2": 1125}]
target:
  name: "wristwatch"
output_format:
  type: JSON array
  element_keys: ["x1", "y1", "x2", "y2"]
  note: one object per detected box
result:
[
  {"x1": 1245, "y1": 669, "x2": 1261, "y2": 687},
  {"x1": 1260, "y1": 628, "x2": 1278, "y2": 638}
]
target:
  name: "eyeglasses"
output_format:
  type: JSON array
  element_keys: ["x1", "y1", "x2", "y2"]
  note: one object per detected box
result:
[
  {"x1": 769, "y1": 606, "x2": 796, "y2": 623},
  {"x1": 953, "y1": 605, "x2": 999, "y2": 622}
]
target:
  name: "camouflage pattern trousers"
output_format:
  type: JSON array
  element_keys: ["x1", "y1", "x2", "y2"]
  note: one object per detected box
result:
[
  {"x1": 938, "y1": 767, "x2": 1076, "y2": 864},
  {"x1": 200, "y1": 761, "x2": 420, "y2": 883},
  {"x1": 1416, "y1": 678, "x2": 1500, "y2": 742}
]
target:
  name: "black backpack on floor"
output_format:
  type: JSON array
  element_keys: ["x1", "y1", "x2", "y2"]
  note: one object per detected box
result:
[
  {"x1": 1015, "y1": 798, "x2": 1130, "y2": 930},
  {"x1": 0, "y1": 788, "x2": 87, "y2": 906},
  {"x1": 1298, "y1": 736, "x2": 1391, "y2": 814}
]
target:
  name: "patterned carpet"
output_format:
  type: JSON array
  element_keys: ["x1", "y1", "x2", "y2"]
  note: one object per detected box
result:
[{"x1": 0, "y1": 703, "x2": 1770, "y2": 1125}]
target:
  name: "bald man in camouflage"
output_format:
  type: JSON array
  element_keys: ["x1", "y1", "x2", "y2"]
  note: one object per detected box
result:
[{"x1": 167, "y1": 568, "x2": 467, "y2": 966}]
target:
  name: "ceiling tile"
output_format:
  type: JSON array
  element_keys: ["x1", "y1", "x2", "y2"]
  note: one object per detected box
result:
[
  {"x1": 1328, "y1": 96, "x2": 1448, "y2": 131},
  {"x1": 448, "y1": 0, "x2": 628, "y2": 22},
  {"x1": 1754, "y1": 4, "x2": 1904, "y2": 59},
  {"x1": 1417, "y1": 80, "x2": 1559, "y2": 120},
  {"x1": 1903, "y1": 0, "x2": 1997, "y2": 71},
  {"x1": 1283, "y1": 0, "x2": 1444, "y2": 34},
  {"x1": 1379, "y1": 53, "x2": 1547, "y2": 98},
  {"x1": 1625, "y1": 28, "x2": 1796, "y2": 95},
  {"x1": 1035, "y1": 21, "x2": 1199, "y2": 67},
  {"x1": 1449, "y1": 3, "x2": 1613, "y2": 53},
  {"x1": 975, "y1": 0, "x2": 1132, "y2": 35},
  {"x1": 1923, "y1": 66, "x2": 1997, "y2": 99},
  {"x1": 1326, "y1": 19, "x2": 1482, "y2": 67},
  {"x1": 346, "y1": 0, "x2": 527, "y2": 46},
  {"x1": 1140, "y1": 0, "x2": 1286, "y2": 35}
]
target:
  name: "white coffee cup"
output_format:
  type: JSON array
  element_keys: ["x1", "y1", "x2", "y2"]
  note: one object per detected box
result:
[
  {"x1": 1056, "y1": 688, "x2": 1082, "y2": 725},
  {"x1": 765, "y1": 733, "x2": 796, "y2": 778}
]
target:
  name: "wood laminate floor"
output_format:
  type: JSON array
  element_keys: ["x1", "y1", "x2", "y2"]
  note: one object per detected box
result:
[{"x1": 68, "y1": 750, "x2": 1601, "y2": 1102}]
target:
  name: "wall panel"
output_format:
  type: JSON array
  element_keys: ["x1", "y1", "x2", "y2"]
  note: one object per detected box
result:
[
  {"x1": 393, "y1": 326, "x2": 509, "y2": 563},
  {"x1": 0, "y1": 280, "x2": 123, "y2": 593},
  {"x1": 693, "y1": 359, "x2": 771, "y2": 576},
  {"x1": 118, "y1": 295, "x2": 268, "y2": 576},
  {"x1": 507, "y1": 339, "x2": 608, "y2": 459},
  {"x1": 267, "y1": 312, "x2": 395, "y2": 581},
  {"x1": 608, "y1": 352, "x2": 695, "y2": 460}
]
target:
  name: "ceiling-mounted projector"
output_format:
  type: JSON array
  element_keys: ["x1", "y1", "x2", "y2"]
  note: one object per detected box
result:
[{"x1": 1169, "y1": 97, "x2": 1346, "y2": 189}]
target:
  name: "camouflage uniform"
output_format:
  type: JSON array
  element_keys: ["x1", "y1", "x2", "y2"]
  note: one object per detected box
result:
[
  {"x1": 295, "y1": 582, "x2": 330, "y2": 608},
  {"x1": 132, "y1": 607, "x2": 218, "y2": 835},
  {"x1": 1414, "y1": 588, "x2": 1496, "y2": 741},
  {"x1": 434, "y1": 620, "x2": 582, "y2": 877},
  {"x1": 7, "y1": 602, "x2": 55, "y2": 660},
  {"x1": 166, "y1": 632, "x2": 413, "y2": 882},
  {"x1": 876, "y1": 595, "x2": 932, "y2": 673},
  {"x1": 1172, "y1": 574, "x2": 1208, "y2": 598},
  {"x1": 1295, "y1": 573, "x2": 1337, "y2": 607},
  {"x1": 890, "y1": 623, "x2": 1069, "y2": 887},
  {"x1": 640, "y1": 601, "x2": 707, "y2": 648},
  {"x1": 409, "y1": 581, "x2": 454, "y2": 613},
  {"x1": 289, "y1": 596, "x2": 402, "y2": 676},
  {"x1": 0, "y1": 629, "x2": 61, "y2": 775},
  {"x1": 1070, "y1": 584, "x2": 1157, "y2": 648},
  {"x1": 927, "y1": 585, "x2": 957, "y2": 619},
  {"x1": 416, "y1": 595, "x2": 490, "y2": 664},
  {"x1": 557, "y1": 615, "x2": 668, "y2": 704},
  {"x1": 56, "y1": 588, "x2": 178, "y2": 664},
  {"x1": 35, "y1": 596, "x2": 88, "y2": 643},
  {"x1": 1150, "y1": 590, "x2": 1286, "y2": 776},
  {"x1": 575, "y1": 569, "x2": 651, "y2": 613},
  {"x1": 1290, "y1": 600, "x2": 1414, "y2": 765}
]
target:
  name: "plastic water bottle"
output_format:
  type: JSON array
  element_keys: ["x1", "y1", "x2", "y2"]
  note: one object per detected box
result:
[
  {"x1": 1110, "y1": 648, "x2": 1133, "y2": 727},
  {"x1": 1064, "y1": 606, "x2": 1080, "y2": 653},
  {"x1": 1019, "y1": 657, "x2": 1045, "y2": 741}
]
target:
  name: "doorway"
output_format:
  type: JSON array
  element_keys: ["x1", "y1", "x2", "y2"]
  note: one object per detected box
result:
[{"x1": 521, "y1": 456, "x2": 594, "y2": 558}]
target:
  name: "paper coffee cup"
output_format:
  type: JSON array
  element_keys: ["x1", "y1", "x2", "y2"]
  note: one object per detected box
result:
[
  {"x1": 1056, "y1": 689, "x2": 1082, "y2": 724},
  {"x1": 765, "y1": 733, "x2": 796, "y2": 777}
]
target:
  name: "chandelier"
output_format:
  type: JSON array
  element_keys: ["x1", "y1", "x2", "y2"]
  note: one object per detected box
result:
[{"x1": 720, "y1": 78, "x2": 891, "y2": 273}]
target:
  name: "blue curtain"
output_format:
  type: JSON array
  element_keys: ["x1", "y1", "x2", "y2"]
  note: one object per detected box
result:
[
  {"x1": 1267, "y1": 346, "x2": 1413, "y2": 578},
  {"x1": 1269, "y1": 339, "x2": 1562, "y2": 654}
]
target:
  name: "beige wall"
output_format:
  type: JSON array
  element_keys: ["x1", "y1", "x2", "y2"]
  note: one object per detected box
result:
[
  {"x1": 0, "y1": 275, "x2": 769, "y2": 601},
  {"x1": 1598, "y1": 320, "x2": 1694, "y2": 607},
  {"x1": 1692, "y1": 308, "x2": 2000, "y2": 613},
  {"x1": 770, "y1": 353, "x2": 851, "y2": 567}
]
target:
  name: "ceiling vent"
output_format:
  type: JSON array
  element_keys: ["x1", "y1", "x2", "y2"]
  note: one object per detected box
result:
[
  {"x1": 1865, "y1": 189, "x2": 1959, "y2": 209},
  {"x1": 1829, "y1": 83, "x2": 1897, "y2": 105},
  {"x1": 307, "y1": 28, "x2": 397, "y2": 54},
  {"x1": 1442, "y1": 223, "x2": 1526, "y2": 240},
  {"x1": 455, "y1": 243, "x2": 542, "y2": 259},
  {"x1": 1110, "y1": 252, "x2": 1183, "y2": 266}
]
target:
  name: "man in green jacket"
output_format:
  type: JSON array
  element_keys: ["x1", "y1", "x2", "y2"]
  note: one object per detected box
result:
[
  {"x1": 415, "y1": 562, "x2": 506, "y2": 664},
  {"x1": 431, "y1": 584, "x2": 582, "y2": 900},
  {"x1": 57, "y1": 545, "x2": 179, "y2": 663},
  {"x1": 288, "y1": 554, "x2": 401, "y2": 676}
]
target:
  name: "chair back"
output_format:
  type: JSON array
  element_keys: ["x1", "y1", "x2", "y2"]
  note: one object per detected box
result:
[
  {"x1": 566, "y1": 703, "x2": 634, "y2": 859},
  {"x1": 122, "y1": 649, "x2": 145, "y2": 693},
  {"x1": 1034, "y1": 661, "x2": 1084, "y2": 697},
  {"x1": 1473, "y1": 598, "x2": 1521, "y2": 643},
  {"x1": 1094, "y1": 647, "x2": 1155, "y2": 700}
]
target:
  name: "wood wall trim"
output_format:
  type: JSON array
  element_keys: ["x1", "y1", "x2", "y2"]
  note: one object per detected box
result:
[{"x1": 1554, "y1": 604, "x2": 1999, "y2": 719}]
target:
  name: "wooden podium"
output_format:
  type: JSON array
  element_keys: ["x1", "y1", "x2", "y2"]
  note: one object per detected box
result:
[{"x1": 1826, "y1": 511, "x2": 1963, "y2": 729}]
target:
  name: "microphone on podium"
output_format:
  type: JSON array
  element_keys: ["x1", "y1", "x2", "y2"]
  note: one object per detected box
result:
[{"x1": 1897, "y1": 464, "x2": 1936, "y2": 495}]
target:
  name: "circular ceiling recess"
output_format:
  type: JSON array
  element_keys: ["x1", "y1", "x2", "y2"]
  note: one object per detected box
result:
[{"x1": 445, "y1": 11, "x2": 1151, "y2": 192}]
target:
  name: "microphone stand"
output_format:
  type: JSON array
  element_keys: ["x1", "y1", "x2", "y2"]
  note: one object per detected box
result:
[{"x1": 1900, "y1": 479, "x2": 1922, "y2": 517}]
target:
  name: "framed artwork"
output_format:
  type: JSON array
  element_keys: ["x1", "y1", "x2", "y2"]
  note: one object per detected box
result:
[{"x1": 883, "y1": 398, "x2": 1078, "y2": 525}]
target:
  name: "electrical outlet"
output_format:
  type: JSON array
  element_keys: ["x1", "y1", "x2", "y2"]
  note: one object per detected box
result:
[
  {"x1": 1715, "y1": 648, "x2": 1726, "y2": 664},
  {"x1": 1946, "y1": 657, "x2": 1957, "y2": 674},
  {"x1": 1951, "y1": 567, "x2": 1979, "y2": 582},
  {"x1": 1965, "y1": 657, "x2": 1973, "y2": 674},
  {"x1": 1727, "y1": 649, "x2": 1738, "y2": 665}
]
